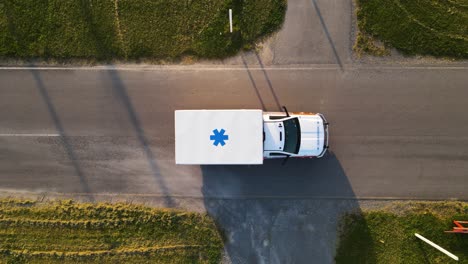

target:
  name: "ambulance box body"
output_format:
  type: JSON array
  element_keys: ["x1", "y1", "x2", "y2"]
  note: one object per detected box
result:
[{"x1": 175, "y1": 109, "x2": 329, "y2": 165}]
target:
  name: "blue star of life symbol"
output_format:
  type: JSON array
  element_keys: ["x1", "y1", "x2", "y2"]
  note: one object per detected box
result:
[{"x1": 210, "y1": 129, "x2": 229, "y2": 146}]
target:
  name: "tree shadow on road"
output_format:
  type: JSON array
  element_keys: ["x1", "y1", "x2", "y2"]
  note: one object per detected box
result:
[
  {"x1": 241, "y1": 54, "x2": 266, "y2": 111},
  {"x1": 29, "y1": 69, "x2": 94, "y2": 202},
  {"x1": 241, "y1": 52, "x2": 282, "y2": 112},
  {"x1": 107, "y1": 68, "x2": 175, "y2": 207},
  {"x1": 202, "y1": 153, "x2": 375, "y2": 263},
  {"x1": 240, "y1": 51, "x2": 283, "y2": 111},
  {"x1": 311, "y1": 0, "x2": 343, "y2": 71},
  {"x1": 254, "y1": 52, "x2": 281, "y2": 112}
]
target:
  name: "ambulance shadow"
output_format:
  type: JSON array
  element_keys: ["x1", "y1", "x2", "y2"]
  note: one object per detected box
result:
[{"x1": 201, "y1": 153, "x2": 375, "y2": 264}]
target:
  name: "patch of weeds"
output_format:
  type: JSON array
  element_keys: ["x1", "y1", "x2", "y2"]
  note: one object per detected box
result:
[{"x1": 354, "y1": 32, "x2": 390, "y2": 57}]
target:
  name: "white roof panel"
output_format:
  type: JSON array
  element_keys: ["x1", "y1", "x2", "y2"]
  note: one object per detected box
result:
[{"x1": 175, "y1": 110, "x2": 264, "y2": 165}]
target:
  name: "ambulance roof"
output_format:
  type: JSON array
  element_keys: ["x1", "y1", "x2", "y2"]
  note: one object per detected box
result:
[{"x1": 175, "y1": 109, "x2": 263, "y2": 165}]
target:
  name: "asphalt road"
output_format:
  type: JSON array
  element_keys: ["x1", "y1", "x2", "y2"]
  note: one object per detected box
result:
[
  {"x1": 1, "y1": 65, "x2": 468, "y2": 201},
  {"x1": 3, "y1": 64, "x2": 468, "y2": 263}
]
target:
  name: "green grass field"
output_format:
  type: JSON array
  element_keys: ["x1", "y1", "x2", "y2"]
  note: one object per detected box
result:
[
  {"x1": 0, "y1": 199, "x2": 223, "y2": 263},
  {"x1": 355, "y1": 0, "x2": 468, "y2": 58},
  {"x1": 0, "y1": 0, "x2": 286, "y2": 61},
  {"x1": 336, "y1": 202, "x2": 468, "y2": 264}
]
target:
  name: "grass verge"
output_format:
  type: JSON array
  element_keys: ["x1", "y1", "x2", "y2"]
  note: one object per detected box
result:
[
  {"x1": 0, "y1": 199, "x2": 223, "y2": 263},
  {"x1": 353, "y1": 32, "x2": 390, "y2": 57},
  {"x1": 355, "y1": 0, "x2": 468, "y2": 59},
  {"x1": 336, "y1": 202, "x2": 468, "y2": 263},
  {"x1": 0, "y1": 0, "x2": 286, "y2": 62}
]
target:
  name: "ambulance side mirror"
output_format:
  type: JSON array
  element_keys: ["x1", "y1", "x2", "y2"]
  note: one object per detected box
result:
[{"x1": 282, "y1": 106, "x2": 290, "y2": 117}]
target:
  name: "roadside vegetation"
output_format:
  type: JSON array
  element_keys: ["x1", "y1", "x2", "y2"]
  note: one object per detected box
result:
[
  {"x1": 0, "y1": 199, "x2": 223, "y2": 263},
  {"x1": 336, "y1": 202, "x2": 468, "y2": 263},
  {"x1": 0, "y1": 0, "x2": 286, "y2": 62},
  {"x1": 355, "y1": 0, "x2": 468, "y2": 59},
  {"x1": 353, "y1": 32, "x2": 390, "y2": 57}
]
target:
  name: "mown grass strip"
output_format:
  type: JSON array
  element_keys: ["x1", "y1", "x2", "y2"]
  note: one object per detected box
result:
[
  {"x1": 336, "y1": 202, "x2": 468, "y2": 263},
  {"x1": 0, "y1": 199, "x2": 223, "y2": 263},
  {"x1": 355, "y1": 0, "x2": 468, "y2": 58},
  {"x1": 0, "y1": 0, "x2": 286, "y2": 61},
  {"x1": 2, "y1": 244, "x2": 203, "y2": 257},
  {"x1": 0, "y1": 217, "x2": 139, "y2": 227}
]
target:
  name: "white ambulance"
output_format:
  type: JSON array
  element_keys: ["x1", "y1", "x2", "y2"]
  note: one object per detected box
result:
[{"x1": 175, "y1": 107, "x2": 329, "y2": 165}]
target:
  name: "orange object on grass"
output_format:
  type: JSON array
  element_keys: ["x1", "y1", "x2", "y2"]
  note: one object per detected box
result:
[{"x1": 445, "y1": 220, "x2": 468, "y2": 234}]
